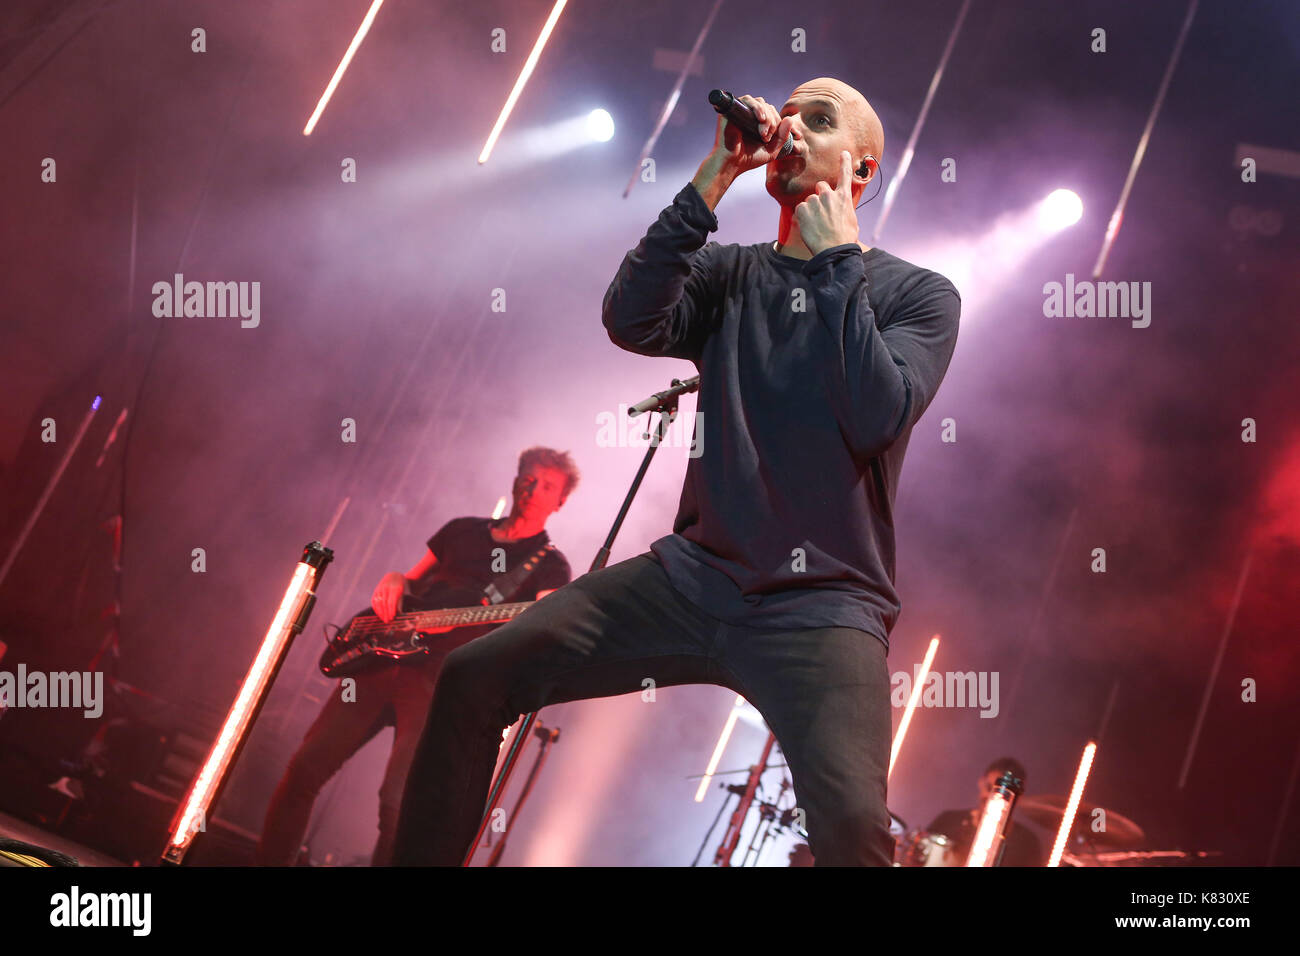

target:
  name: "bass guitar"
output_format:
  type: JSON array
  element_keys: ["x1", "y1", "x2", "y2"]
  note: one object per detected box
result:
[{"x1": 319, "y1": 600, "x2": 534, "y2": 679}]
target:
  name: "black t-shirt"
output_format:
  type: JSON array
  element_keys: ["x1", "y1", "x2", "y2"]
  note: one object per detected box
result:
[
  {"x1": 925, "y1": 809, "x2": 1045, "y2": 867},
  {"x1": 414, "y1": 516, "x2": 572, "y2": 614}
]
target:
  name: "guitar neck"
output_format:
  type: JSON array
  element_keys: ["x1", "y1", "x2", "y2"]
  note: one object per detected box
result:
[{"x1": 403, "y1": 601, "x2": 534, "y2": 631}]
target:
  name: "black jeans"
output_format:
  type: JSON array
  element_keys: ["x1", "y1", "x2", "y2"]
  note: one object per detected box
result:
[
  {"x1": 392, "y1": 553, "x2": 895, "y2": 866},
  {"x1": 256, "y1": 608, "x2": 477, "y2": 866}
]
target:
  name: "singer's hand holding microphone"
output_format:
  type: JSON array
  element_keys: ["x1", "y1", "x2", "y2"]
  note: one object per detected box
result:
[
  {"x1": 691, "y1": 89, "x2": 800, "y2": 212},
  {"x1": 707, "y1": 90, "x2": 799, "y2": 174}
]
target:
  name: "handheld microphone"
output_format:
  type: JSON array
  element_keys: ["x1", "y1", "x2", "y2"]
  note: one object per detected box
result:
[{"x1": 708, "y1": 89, "x2": 794, "y2": 157}]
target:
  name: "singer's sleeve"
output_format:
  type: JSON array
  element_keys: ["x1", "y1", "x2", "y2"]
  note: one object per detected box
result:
[
  {"x1": 802, "y1": 244, "x2": 960, "y2": 464},
  {"x1": 602, "y1": 183, "x2": 722, "y2": 363}
]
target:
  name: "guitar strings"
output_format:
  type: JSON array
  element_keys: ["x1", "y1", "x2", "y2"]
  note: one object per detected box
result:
[{"x1": 339, "y1": 602, "x2": 532, "y2": 638}]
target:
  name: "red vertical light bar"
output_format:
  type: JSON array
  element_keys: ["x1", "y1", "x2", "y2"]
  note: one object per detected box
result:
[{"x1": 161, "y1": 542, "x2": 332, "y2": 864}]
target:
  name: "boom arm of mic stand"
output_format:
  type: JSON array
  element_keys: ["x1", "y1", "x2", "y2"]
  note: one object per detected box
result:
[
  {"x1": 463, "y1": 392, "x2": 686, "y2": 866},
  {"x1": 591, "y1": 398, "x2": 680, "y2": 570}
]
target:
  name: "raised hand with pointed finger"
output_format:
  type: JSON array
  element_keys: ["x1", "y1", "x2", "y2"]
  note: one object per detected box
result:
[{"x1": 793, "y1": 150, "x2": 862, "y2": 256}]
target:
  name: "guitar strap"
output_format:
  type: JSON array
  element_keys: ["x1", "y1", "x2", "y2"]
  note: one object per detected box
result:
[{"x1": 482, "y1": 543, "x2": 555, "y2": 606}]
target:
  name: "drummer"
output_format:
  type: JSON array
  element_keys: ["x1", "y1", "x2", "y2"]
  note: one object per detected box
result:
[{"x1": 926, "y1": 757, "x2": 1045, "y2": 866}]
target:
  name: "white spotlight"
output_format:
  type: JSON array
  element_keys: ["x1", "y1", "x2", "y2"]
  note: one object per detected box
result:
[
  {"x1": 586, "y1": 109, "x2": 615, "y2": 142},
  {"x1": 1040, "y1": 189, "x2": 1083, "y2": 230}
]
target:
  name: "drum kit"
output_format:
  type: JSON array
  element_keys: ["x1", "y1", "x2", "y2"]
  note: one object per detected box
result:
[
  {"x1": 894, "y1": 828, "x2": 957, "y2": 867},
  {"x1": 891, "y1": 796, "x2": 1215, "y2": 866}
]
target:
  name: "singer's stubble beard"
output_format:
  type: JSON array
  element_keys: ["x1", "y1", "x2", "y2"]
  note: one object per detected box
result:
[
  {"x1": 766, "y1": 164, "x2": 804, "y2": 200},
  {"x1": 767, "y1": 169, "x2": 819, "y2": 209}
]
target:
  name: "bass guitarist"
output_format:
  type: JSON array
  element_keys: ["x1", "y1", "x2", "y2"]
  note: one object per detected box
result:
[{"x1": 254, "y1": 447, "x2": 576, "y2": 865}]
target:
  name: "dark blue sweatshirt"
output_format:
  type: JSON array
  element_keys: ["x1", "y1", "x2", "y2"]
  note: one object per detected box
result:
[{"x1": 602, "y1": 183, "x2": 960, "y2": 650}]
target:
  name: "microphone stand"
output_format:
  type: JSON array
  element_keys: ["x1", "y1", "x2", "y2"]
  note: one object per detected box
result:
[
  {"x1": 740, "y1": 774, "x2": 791, "y2": 867},
  {"x1": 461, "y1": 376, "x2": 700, "y2": 866},
  {"x1": 714, "y1": 731, "x2": 776, "y2": 866},
  {"x1": 483, "y1": 722, "x2": 560, "y2": 866},
  {"x1": 688, "y1": 754, "x2": 796, "y2": 865},
  {"x1": 689, "y1": 783, "x2": 740, "y2": 867}
]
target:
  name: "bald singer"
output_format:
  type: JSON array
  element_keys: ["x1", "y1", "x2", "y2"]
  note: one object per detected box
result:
[{"x1": 393, "y1": 77, "x2": 960, "y2": 867}]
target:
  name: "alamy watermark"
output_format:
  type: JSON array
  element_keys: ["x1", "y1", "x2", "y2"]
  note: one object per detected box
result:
[
  {"x1": 596, "y1": 405, "x2": 703, "y2": 458},
  {"x1": 1043, "y1": 273, "x2": 1151, "y2": 328},
  {"x1": 0, "y1": 665, "x2": 103, "y2": 718},
  {"x1": 49, "y1": 886, "x2": 151, "y2": 936},
  {"x1": 890, "y1": 665, "x2": 1000, "y2": 718},
  {"x1": 151, "y1": 273, "x2": 260, "y2": 328}
]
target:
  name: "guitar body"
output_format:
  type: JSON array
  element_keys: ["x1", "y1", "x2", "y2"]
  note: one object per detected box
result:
[
  {"x1": 317, "y1": 610, "x2": 447, "y2": 680},
  {"x1": 318, "y1": 592, "x2": 535, "y2": 679}
]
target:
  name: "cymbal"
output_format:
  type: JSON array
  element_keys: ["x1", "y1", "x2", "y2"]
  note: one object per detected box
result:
[
  {"x1": 1017, "y1": 795, "x2": 1145, "y2": 847},
  {"x1": 1064, "y1": 849, "x2": 1221, "y2": 867}
]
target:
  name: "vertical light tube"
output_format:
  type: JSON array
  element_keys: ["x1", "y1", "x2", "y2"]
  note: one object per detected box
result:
[
  {"x1": 1091, "y1": 0, "x2": 1198, "y2": 276},
  {"x1": 478, "y1": 0, "x2": 569, "y2": 164},
  {"x1": 1047, "y1": 741, "x2": 1098, "y2": 868},
  {"x1": 0, "y1": 396, "x2": 100, "y2": 589},
  {"x1": 161, "y1": 542, "x2": 333, "y2": 864},
  {"x1": 889, "y1": 635, "x2": 939, "y2": 780},
  {"x1": 303, "y1": 0, "x2": 386, "y2": 136},
  {"x1": 695, "y1": 695, "x2": 746, "y2": 802}
]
